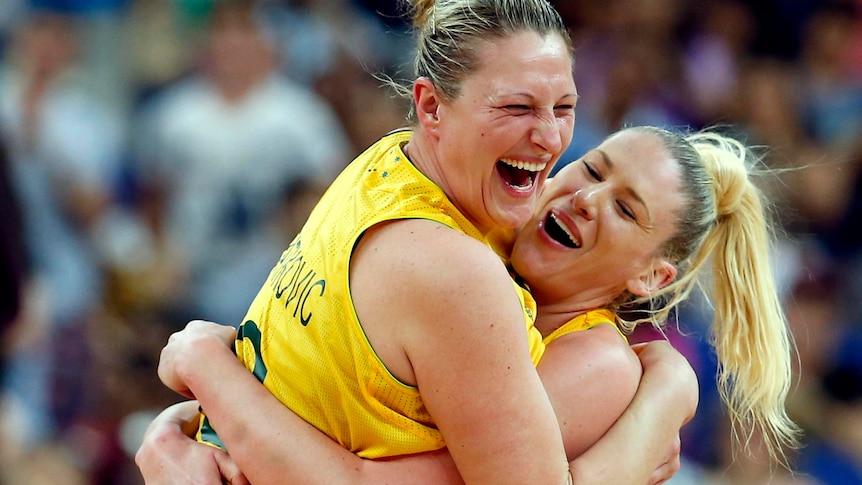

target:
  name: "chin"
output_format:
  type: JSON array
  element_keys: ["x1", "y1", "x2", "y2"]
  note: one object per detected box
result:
[{"x1": 494, "y1": 206, "x2": 535, "y2": 231}]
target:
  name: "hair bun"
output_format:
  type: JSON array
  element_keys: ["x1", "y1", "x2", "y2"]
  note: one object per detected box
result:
[{"x1": 687, "y1": 133, "x2": 749, "y2": 218}]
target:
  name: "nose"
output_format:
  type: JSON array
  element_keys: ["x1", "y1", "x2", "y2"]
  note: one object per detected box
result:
[
  {"x1": 572, "y1": 186, "x2": 602, "y2": 220},
  {"x1": 530, "y1": 111, "x2": 563, "y2": 156}
]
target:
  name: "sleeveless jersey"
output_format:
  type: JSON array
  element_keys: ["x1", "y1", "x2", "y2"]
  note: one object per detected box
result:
[
  {"x1": 197, "y1": 130, "x2": 543, "y2": 458},
  {"x1": 542, "y1": 308, "x2": 626, "y2": 346}
]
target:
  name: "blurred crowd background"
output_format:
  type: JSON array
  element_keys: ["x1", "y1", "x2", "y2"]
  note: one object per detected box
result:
[{"x1": 0, "y1": 0, "x2": 861, "y2": 483}]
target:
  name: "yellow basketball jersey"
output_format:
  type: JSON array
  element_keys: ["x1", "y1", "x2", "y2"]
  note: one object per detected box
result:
[
  {"x1": 197, "y1": 130, "x2": 543, "y2": 458},
  {"x1": 542, "y1": 309, "x2": 626, "y2": 346}
]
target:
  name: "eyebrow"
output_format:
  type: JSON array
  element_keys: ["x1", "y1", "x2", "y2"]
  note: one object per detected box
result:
[
  {"x1": 502, "y1": 92, "x2": 580, "y2": 103},
  {"x1": 594, "y1": 149, "x2": 653, "y2": 226}
]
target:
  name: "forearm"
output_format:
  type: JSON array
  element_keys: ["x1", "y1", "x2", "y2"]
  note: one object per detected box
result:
[
  {"x1": 537, "y1": 325, "x2": 641, "y2": 460},
  {"x1": 180, "y1": 336, "x2": 361, "y2": 484},
  {"x1": 181, "y1": 336, "x2": 462, "y2": 485},
  {"x1": 568, "y1": 386, "x2": 679, "y2": 482},
  {"x1": 568, "y1": 343, "x2": 698, "y2": 483}
]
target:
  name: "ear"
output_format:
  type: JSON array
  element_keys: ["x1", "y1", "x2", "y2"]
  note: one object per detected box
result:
[
  {"x1": 626, "y1": 259, "x2": 677, "y2": 297},
  {"x1": 413, "y1": 77, "x2": 442, "y2": 135}
]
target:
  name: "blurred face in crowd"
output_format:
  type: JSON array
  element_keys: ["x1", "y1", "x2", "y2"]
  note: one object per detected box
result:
[
  {"x1": 16, "y1": 13, "x2": 77, "y2": 80},
  {"x1": 206, "y1": 2, "x2": 274, "y2": 93}
]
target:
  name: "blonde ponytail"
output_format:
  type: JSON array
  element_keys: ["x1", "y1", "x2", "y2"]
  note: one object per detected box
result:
[
  {"x1": 622, "y1": 127, "x2": 801, "y2": 465},
  {"x1": 692, "y1": 133, "x2": 800, "y2": 464}
]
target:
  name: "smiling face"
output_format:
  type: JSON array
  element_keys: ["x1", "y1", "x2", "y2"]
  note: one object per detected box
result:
[
  {"x1": 424, "y1": 31, "x2": 577, "y2": 233},
  {"x1": 510, "y1": 129, "x2": 685, "y2": 309}
]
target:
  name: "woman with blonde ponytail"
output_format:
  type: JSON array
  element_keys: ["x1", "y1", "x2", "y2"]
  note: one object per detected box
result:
[
  {"x1": 505, "y1": 126, "x2": 800, "y2": 468},
  {"x1": 517, "y1": 128, "x2": 800, "y2": 465}
]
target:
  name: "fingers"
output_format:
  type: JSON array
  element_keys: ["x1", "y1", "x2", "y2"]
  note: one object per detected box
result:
[
  {"x1": 648, "y1": 434, "x2": 682, "y2": 485},
  {"x1": 158, "y1": 320, "x2": 238, "y2": 398},
  {"x1": 186, "y1": 319, "x2": 238, "y2": 346},
  {"x1": 220, "y1": 475, "x2": 251, "y2": 485},
  {"x1": 648, "y1": 454, "x2": 680, "y2": 485},
  {"x1": 215, "y1": 452, "x2": 251, "y2": 485}
]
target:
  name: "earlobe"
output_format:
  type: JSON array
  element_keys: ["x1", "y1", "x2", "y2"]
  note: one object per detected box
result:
[{"x1": 626, "y1": 260, "x2": 677, "y2": 297}]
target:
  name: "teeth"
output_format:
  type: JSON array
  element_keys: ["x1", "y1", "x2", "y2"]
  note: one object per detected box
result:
[
  {"x1": 550, "y1": 213, "x2": 580, "y2": 248},
  {"x1": 500, "y1": 158, "x2": 547, "y2": 172}
]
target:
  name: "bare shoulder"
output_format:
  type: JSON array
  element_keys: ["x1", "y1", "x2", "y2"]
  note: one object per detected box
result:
[
  {"x1": 352, "y1": 218, "x2": 514, "y2": 309},
  {"x1": 542, "y1": 324, "x2": 640, "y2": 378},
  {"x1": 537, "y1": 324, "x2": 642, "y2": 459},
  {"x1": 350, "y1": 218, "x2": 523, "y2": 383},
  {"x1": 357, "y1": 218, "x2": 503, "y2": 270}
]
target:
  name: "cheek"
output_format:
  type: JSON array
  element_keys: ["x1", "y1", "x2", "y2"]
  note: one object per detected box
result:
[
  {"x1": 493, "y1": 117, "x2": 535, "y2": 143},
  {"x1": 601, "y1": 227, "x2": 648, "y2": 266},
  {"x1": 453, "y1": 125, "x2": 493, "y2": 157},
  {"x1": 558, "y1": 118, "x2": 574, "y2": 146}
]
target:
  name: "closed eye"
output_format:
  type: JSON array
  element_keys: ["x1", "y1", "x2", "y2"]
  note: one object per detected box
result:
[
  {"x1": 583, "y1": 160, "x2": 601, "y2": 181},
  {"x1": 617, "y1": 201, "x2": 636, "y2": 220},
  {"x1": 504, "y1": 105, "x2": 531, "y2": 114},
  {"x1": 554, "y1": 105, "x2": 575, "y2": 115}
]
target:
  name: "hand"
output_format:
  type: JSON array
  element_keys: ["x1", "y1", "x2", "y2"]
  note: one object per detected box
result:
[
  {"x1": 631, "y1": 341, "x2": 697, "y2": 485},
  {"x1": 159, "y1": 320, "x2": 237, "y2": 399},
  {"x1": 136, "y1": 402, "x2": 250, "y2": 485},
  {"x1": 631, "y1": 340, "x2": 699, "y2": 424},
  {"x1": 647, "y1": 433, "x2": 681, "y2": 485}
]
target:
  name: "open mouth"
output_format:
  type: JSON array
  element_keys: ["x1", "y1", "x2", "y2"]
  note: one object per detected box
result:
[
  {"x1": 496, "y1": 158, "x2": 546, "y2": 191},
  {"x1": 544, "y1": 212, "x2": 581, "y2": 248}
]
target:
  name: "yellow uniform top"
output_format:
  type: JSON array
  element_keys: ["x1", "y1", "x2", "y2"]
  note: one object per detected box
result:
[
  {"x1": 542, "y1": 308, "x2": 625, "y2": 346},
  {"x1": 198, "y1": 130, "x2": 542, "y2": 458}
]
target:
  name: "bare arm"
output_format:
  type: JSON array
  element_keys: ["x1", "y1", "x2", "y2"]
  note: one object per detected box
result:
[
  {"x1": 537, "y1": 324, "x2": 642, "y2": 458},
  {"x1": 537, "y1": 325, "x2": 693, "y2": 483},
  {"x1": 369, "y1": 221, "x2": 569, "y2": 484},
  {"x1": 158, "y1": 326, "x2": 463, "y2": 485},
  {"x1": 151, "y1": 322, "x2": 691, "y2": 485},
  {"x1": 568, "y1": 340, "x2": 698, "y2": 483}
]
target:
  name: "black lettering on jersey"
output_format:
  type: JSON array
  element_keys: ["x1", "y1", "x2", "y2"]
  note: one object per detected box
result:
[
  {"x1": 270, "y1": 236, "x2": 326, "y2": 326},
  {"x1": 298, "y1": 279, "x2": 325, "y2": 326}
]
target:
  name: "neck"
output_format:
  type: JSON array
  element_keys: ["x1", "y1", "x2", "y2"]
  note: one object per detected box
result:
[
  {"x1": 533, "y1": 303, "x2": 587, "y2": 338},
  {"x1": 531, "y1": 291, "x2": 615, "y2": 337},
  {"x1": 403, "y1": 131, "x2": 493, "y2": 234},
  {"x1": 403, "y1": 131, "x2": 444, "y2": 191}
]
